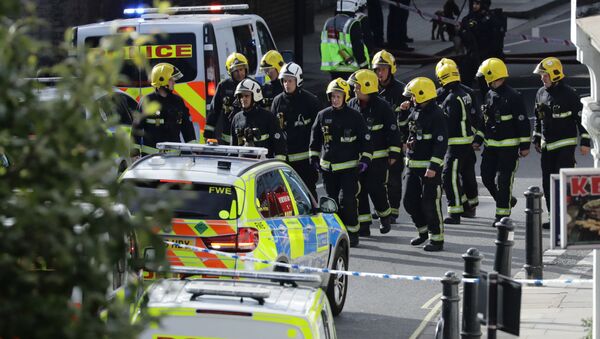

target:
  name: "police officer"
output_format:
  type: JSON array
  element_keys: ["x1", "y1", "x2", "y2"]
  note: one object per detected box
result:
[
  {"x1": 135, "y1": 63, "x2": 196, "y2": 155},
  {"x1": 372, "y1": 50, "x2": 407, "y2": 223},
  {"x1": 260, "y1": 50, "x2": 285, "y2": 109},
  {"x1": 532, "y1": 57, "x2": 591, "y2": 229},
  {"x1": 320, "y1": 0, "x2": 370, "y2": 80},
  {"x1": 476, "y1": 58, "x2": 530, "y2": 225},
  {"x1": 205, "y1": 52, "x2": 250, "y2": 144},
  {"x1": 271, "y1": 62, "x2": 322, "y2": 199},
  {"x1": 310, "y1": 78, "x2": 372, "y2": 247},
  {"x1": 230, "y1": 78, "x2": 287, "y2": 160},
  {"x1": 435, "y1": 58, "x2": 480, "y2": 224},
  {"x1": 348, "y1": 69, "x2": 401, "y2": 235},
  {"x1": 401, "y1": 77, "x2": 448, "y2": 251}
]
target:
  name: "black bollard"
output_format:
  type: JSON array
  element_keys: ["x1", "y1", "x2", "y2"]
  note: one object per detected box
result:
[
  {"x1": 494, "y1": 217, "x2": 515, "y2": 277},
  {"x1": 461, "y1": 248, "x2": 482, "y2": 339},
  {"x1": 524, "y1": 186, "x2": 544, "y2": 280},
  {"x1": 441, "y1": 271, "x2": 461, "y2": 339}
]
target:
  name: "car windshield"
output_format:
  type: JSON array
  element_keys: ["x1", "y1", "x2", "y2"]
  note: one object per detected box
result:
[{"x1": 125, "y1": 180, "x2": 239, "y2": 220}]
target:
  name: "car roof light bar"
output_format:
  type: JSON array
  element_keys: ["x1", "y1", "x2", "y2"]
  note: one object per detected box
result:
[
  {"x1": 185, "y1": 284, "x2": 271, "y2": 301},
  {"x1": 156, "y1": 142, "x2": 268, "y2": 159},
  {"x1": 124, "y1": 4, "x2": 249, "y2": 15},
  {"x1": 170, "y1": 266, "x2": 322, "y2": 284}
]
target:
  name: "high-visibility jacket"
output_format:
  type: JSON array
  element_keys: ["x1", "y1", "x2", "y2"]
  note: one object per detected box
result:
[
  {"x1": 438, "y1": 82, "x2": 475, "y2": 147},
  {"x1": 480, "y1": 84, "x2": 530, "y2": 150},
  {"x1": 533, "y1": 81, "x2": 590, "y2": 151},
  {"x1": 320, "y1": 14, "x2": 370, "y2": 73},
  {"x1": 404, "y1": 102, "x2": 448, "y2": 173},
  {"x1": 437, "y1": 82, "x2": 483, "y2": 144},
  {"x1": 379, "y1": 78, "x2": 408, "y2": 143}
]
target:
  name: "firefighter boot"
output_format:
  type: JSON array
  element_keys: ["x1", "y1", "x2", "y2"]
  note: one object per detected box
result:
[
  {"x1": 444, "y1": 214, "x2": 461, "y2": 225},
  {"x1": 410, "y1": 232, "x2": 428, "y2": 246},
  {"x1": 542, "y1": 222, "x2": 550, "y2": 230},
  {"x1": 379, "y1": 215, "x2": 392, "y2": 234},
  {"x1": 359, "y1": 223, "x2": 371, "y2": 237},
  {"x1": 423, "y1": 240, "x2": 444, "y2": 252},
  {"x1": 349, "y1": 232, "x2": 360, "y2": 247},
  {"x1": 511, "y1": 196, "x2": 517, "y2": 208},
  {"x1": 461, "y1": 204, "x2": 476, "y2": 218}
]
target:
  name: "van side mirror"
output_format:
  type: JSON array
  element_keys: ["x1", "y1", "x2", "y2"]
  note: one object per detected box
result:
[
  {"x1": 318, "y1": 197, "x2": 338, "y2": 214},
  {"x1": 281, "y1": 50, "x2": 295, "y2": 63}
]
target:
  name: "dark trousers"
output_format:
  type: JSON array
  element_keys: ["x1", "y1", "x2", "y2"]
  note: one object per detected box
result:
[
  {"x1": 323, "y1": 169, "x2": 360, "y2": 233},
  {"x1": 403, "y1": 168, "x2": 444, "y2": 241},
  {"x1": 480, "y1": 147, "x2": 519, "y2": 218},
  {"x1": 387, "y1": 155, "x2": 405, "y2": 218},
  {"x1": 541, "y1": 146, "x2": 576, "y2": 212},
  {"x1": 358, "y1": 158, "x2": 391, "y2": 229},
  {"x1": 387, "y1": 0, "x2": 410, "y2": 47},
  {"x1": 442, "y1": 145, "x2": 479, "y2": 214},
  {"x1": 367, "y1": 0, "x2": 384, "y2": 46},
  {"x1": 290, "y1": 159, "x2": 319, "y2": 200}
]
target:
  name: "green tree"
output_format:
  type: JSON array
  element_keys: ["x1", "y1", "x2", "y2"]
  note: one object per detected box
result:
[{"x1": 0, "y1": 2, "x2": 170, "y2": 338}]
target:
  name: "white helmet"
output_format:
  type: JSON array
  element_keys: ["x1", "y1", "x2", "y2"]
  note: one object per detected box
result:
[
  {"x1": 235, "y1": 78, "x2": 263, "y2": 102},
  {"x1": 278, "y1": 62, "x2": 304, "y2": 87},
  {"x1": 336, "y1": 0, "x2": 364, "y2": 13}
]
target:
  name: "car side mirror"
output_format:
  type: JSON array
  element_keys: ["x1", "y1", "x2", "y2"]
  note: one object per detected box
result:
[{"x1": 318, "y1": 197, "x2": 338, "y2": 214}]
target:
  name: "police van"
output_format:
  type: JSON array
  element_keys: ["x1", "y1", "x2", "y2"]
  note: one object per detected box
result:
[{"x1": 73, "y1": 4, "x2": 278, "y2": 141}]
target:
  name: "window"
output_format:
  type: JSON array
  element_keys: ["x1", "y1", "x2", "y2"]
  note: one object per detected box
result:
[
  {"x1": 281, "y1": 169, "x2": 314, "y2": 216},
  {"x1": 232, "y1": 24, "x2": 257, "y2": 74},
  {"x1": 256, "y1": 21, "x2": 276, "y2": 55},
  {"x1": 255, "y1": 170, "x2": 293, "y2": 218}
]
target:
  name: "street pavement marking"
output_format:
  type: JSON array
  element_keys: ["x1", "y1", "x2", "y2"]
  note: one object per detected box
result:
[
  {"x1": 421, "y1": 292, "x2": 442, "y2": 309},
  {"x1": 409, "y1": 300, "x2": 442, "y2": 339}
]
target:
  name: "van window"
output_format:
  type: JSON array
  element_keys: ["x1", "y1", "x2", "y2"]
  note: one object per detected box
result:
[
  {"x1": 232, "y1": 24, "x2": 257, "y2": 75},
  {"x1": 256, "y1": 21, "x2": 276, "y2": 54},
  {"x1": 84, "y1": 33, "x2": 198, "y2": 87},
  {"x1": 255, "y1": 170, "x2": 292, "y2": 218},
  {"x1": 281, "y1": 168, "x2": 314, "y2": 216}
]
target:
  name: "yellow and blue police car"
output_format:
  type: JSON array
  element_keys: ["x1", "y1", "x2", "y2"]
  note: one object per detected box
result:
[{"x1": 120, "y1": 141, "x2": 350, "y2": 315}]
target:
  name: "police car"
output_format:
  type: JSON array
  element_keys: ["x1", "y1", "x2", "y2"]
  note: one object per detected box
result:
[
  {"x1": 133, "y1": 267, "x2": 337, "y2": 339},
  {"x1": 74, "y1": 4, "x2": 278, "y2": 142},
  {"x1": 121, "y1": 142, "x2": 350, "y2": 315}
]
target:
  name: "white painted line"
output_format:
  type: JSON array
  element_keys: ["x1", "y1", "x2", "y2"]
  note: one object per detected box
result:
[
  {"x1": 536, "y1": 17, "x2": 571, "y2": 29},
  {"x1": 410, "y1": 301, "x2": 442, "y2": 339},
  {"x1": 504, "y1": 40, "x2": 530, "y2": 47},
  {"x1": 421, "y1": 292, "x2": 442, "y2": 309}
]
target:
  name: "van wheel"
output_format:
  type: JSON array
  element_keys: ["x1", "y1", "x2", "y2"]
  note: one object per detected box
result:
[{"x1": 326, "y1": 245, "x2": 348, "y2": 316}]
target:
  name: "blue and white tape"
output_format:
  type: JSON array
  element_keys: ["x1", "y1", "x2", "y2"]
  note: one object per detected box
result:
[{"x1": 165, "y1": 241, "x2": 593, "y2": 286}]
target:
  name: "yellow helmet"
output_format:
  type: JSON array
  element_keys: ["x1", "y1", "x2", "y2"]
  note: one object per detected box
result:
[
  {"x1": 402, "y1": 77, "x2": 437, "y2": 104},
  {"x1": 225, "y1": 52, "x2": 249, "y2": 75},
  {"x1": 260, "y1": 50, "x2": 284, "y2": 73},
  {"x1": 477, "y1": 58, "x2": 508, "y2": 85},
  {"x1": 371, "y1": 49, "x2": 396, "y2": 74},
  {"x1": 435, "y1": 61, "x2": 461, "y2": 86},
  {"x1": 326, "y1": 78, "x2": 351, "y2": 103},
  {"x1": 533, "y1": 57, "x2": 564, "y2": 82},
  {"x1": 150, "y1": 63, "x2": 183, "y2": 88},
  {"x1": 347, "y1": 69, "x2": 378, "y2": 95}
]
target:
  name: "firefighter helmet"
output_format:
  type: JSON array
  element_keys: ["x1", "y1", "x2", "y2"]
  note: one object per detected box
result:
[
  {"x1": 348, "y1": 69, "x2": 378, "y2": 95},
  {"x1": 533, "y1": 57, "x2": 564, "y2": 82},
  {"x1": 435, "y1": 59, "x2": 461, "y2": 86},
  {"x1": 278, "y1": 62, "x2": 304, "y2": 87},
  {"x1": 326, "y1": 78, "x2": 351, "y2": 103},
  {"x1": 477, "y1": 58, "x2": 508, "y2": 85},
  {"x1": 372, "y1": 49, "x2": 397, "y2": 75},
  {"x1": 235, "y1": 78, "x2": 263, "y2": 102},
  {"x1": 150, "y1": 63, "x2": 183, "y2": 88},
  {"x1": 226, "y1": 52, "x2": 249, "y2": 75},
  {"x1": 260, "y1": 50, "x2": 285, "y2": 73},
  {"x1": 403, "y1": 77, "x2": 437, "y2": 104}
]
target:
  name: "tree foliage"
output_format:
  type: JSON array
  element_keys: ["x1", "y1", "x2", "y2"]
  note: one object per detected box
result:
[{"x1": 0, "y1": 2, "x2": 171, "y2": 337}]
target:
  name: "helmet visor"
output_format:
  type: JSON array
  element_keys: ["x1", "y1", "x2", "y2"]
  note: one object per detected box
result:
[{"x1": 171, "y1": 67, "x2": 183, "y2": 81}]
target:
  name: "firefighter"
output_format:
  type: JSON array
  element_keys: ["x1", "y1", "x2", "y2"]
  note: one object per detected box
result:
[
  {"x1": 135, "y1": 63, "x2": 196, "y2": 155},
  {"x1": 205, "y1": 52, "x2": 249, "y2": 144},
  {"x1": 230, "y1": 78, "x2": 287, "y2": 160},
  {"x1": 260, "y1": 50, "x2": 285, "y2": 109},
  {"x1": 320, "y1": 0, "x2": 370, "y2": 80},
  {"x1": 532, "y1": 57, "x2": 591, "y2": 229},
  {"x1": 348, "y1": 69, "x2": 401, "y2": 235},
  {"x1": 271, "y1": 62, "x2": 322, "y2": 199},
  {"x1": 476, "y1": 58, "x2": 530, "y2": 226},
  {"x1": 435, "y1": 58, "x2": 479, "y2": 224},
  {"x1": 401, "y1": 77, "x2": 448, "y2": 251},
  {"x1": 372, "y1": 50, "x2": 407, "y2": 223},
  {"x1": 310, "y1": 78, "x2": 372, "y2": 247}
]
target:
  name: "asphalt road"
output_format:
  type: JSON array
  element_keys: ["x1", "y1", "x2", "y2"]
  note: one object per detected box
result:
[{"x1": 319, "y1": 4, "x2": 596, "y2": 338}]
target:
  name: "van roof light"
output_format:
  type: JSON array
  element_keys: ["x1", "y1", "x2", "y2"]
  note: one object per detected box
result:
[
  {"x1": 123, "y1": 4, "x2": 249, "y2": 16},
  {"x1": 156, "y1": 142, "x2": 268, "y2": 159},
  {"x1": 170, "y1": 266, "x2": 323, "y2": 284}
]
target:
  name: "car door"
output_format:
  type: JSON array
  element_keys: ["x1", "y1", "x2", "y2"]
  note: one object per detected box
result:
[{"x1": 280, "y1": 168, "x2": 329, "y2": 269}]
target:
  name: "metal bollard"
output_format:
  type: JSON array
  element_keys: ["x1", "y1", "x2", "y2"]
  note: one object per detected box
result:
[
  {"x1": 461, "y1": 248, "x2": 482, "y2": 339},
  {"x1": 494, "y1": 217, "x2": 515, "y2": 277},
  {"x1": 439, "y1": 271, "x2": 461, "y2": 339},
  {"x1": 524, "y1": 186, "x2": 544, "y2": 280}
]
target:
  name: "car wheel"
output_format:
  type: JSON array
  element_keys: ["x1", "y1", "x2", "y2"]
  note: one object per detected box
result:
[{"x1": 326, "y1": 244, "x2": 348, "y2": 316}]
